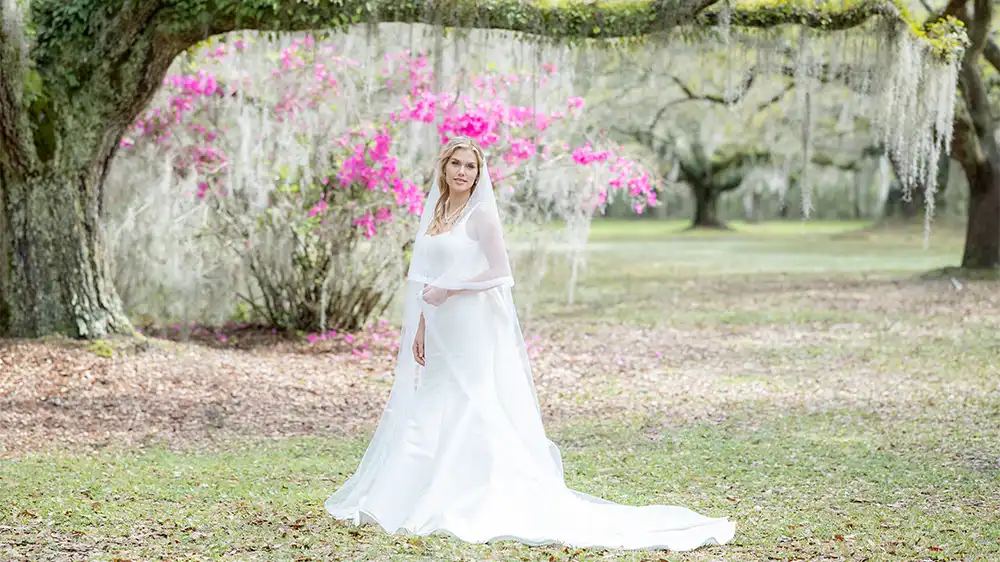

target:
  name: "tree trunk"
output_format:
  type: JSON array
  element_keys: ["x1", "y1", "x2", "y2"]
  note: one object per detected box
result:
[
  {"x1": 690, "y1": 185, "x2": 726, "y2": 229},
  {"x1": 0, "y1": 165, "x2": 132, "y2": 338},
  {"x1": 0, "y1": 0, "x2": 183, "y2": 338},
  {"x1": 960, "y1": 158, "x2": 1000, "y2": 269},
  {"x1": 951, "y1": 24, "x2": 1000, "y2": 271},
  {"x1": 929, "y1": 0, "x2": 1000, "y2": 272}
]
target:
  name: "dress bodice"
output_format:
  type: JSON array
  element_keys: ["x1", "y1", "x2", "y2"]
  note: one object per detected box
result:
[{"x1": 410, "y1": 224, "x2": 486, "y2": 284}]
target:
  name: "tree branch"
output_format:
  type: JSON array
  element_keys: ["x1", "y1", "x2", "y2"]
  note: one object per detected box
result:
[
  {"x1": 923, "y1": 0, "x2": 970, "y2": 27},
  {"x1": 697, "y1": 0, "x2": 899, "y2": 30},
  {"x1": 983, "y1": 38, "x2": 1000, "y2": 73},
  {"x1": 771, "y1": 60, "x2": 881, "y2": 96},
  {"x1": 152, "y1": 0, "x2": 955, "y2": 49},
  {"x1": 610, "y1": 125, "x2": 674, "y2": 164},
  {"x1": 964, "y1": 0, "x2": 991, "y2": 57},
  {"x1": 649, "y1": 104, "x2": 672, "y2": 134},
  {"x1": 711, "y1": 150, "x2": 771, "y2": 176},
  {"x1": 611, "y1": 67, "x2": 793, "y2": 177},
  {"x1": 669, "y1": 71, "x2": 795, "y2": 111},
  {"x1": 946, "y1": 0, "x2": 994, "y2": 153},
  {"x1": 649, "y1": 0, "x2": 726, "y2": 30},
  {"x1": 755, "y1": 84, "x2": 794, "y2": 112},
  {"x1": 98, "y1": 2, "x2": 171, "y2": 68},
  {"x1": 667, "y1": 72, "x2": 755, "y2": 105}
]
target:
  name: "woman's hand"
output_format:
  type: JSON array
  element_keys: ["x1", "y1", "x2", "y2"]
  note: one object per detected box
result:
[
  {"x1": 421, "y1": 286, "x2": 450, "y2": 307},
  {"x1": 412, "y1": 325, "x2": 425, "y2": 366}
]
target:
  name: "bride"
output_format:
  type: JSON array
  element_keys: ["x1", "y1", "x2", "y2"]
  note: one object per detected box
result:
[{"x1": 325, "y1": 136, "x2": 736, "y2": 551}]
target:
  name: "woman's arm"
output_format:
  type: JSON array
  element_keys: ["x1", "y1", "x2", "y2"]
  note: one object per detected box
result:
[
  {"x1": 412, "y1": 311, "x2": 426, "y2": 365},
  {"x1": 446, "y1": 288, "x2": 476, "y2": 297},
  {"x1": 422, "y1": 206, "x2": 512, "y2": 304},
  {"x1": 449, "y1": 205, "x2": 511, "y2": 296}
]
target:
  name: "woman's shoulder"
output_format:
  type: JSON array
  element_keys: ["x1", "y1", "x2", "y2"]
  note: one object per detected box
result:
[{"x1": 467, "y1": 201, "x2": 501, "y2": 225}]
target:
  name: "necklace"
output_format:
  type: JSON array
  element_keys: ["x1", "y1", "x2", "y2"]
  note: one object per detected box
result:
[
  {"x1": 443, "y1": 200, "x2": 467, "y2": 224},
  {"x1": 428, "y1": 199, "x2": 468, "y2": 236}
]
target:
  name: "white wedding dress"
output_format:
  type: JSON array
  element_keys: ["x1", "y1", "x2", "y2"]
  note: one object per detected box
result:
[{"x1": 325, "y1": 163, "x2": 735, "y2": 551}]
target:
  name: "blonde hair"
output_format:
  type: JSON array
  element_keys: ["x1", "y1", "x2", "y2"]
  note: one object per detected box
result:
[{"x1": 428, "y1": 136, "x2": 485, "y2": 234}]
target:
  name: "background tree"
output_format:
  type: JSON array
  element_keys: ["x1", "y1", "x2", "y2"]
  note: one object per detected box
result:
[
  {"x1": 602, "y1": 54, "x2": 888, "y2": 228},
  {"x1": 921, "y1": 0, "x2": 1000, "y2": 269}
]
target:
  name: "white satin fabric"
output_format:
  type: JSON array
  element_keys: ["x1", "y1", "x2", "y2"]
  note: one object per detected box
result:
[{"x1": 324, "y1": 160, "x2": 735, "y2": 551}]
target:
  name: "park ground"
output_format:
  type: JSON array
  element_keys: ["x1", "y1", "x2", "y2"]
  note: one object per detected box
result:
[{"x1": 1, "y1": 220, "x2": 998, "y2": 561}]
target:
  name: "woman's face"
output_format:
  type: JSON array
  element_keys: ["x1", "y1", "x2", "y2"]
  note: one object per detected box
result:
[{"x1": 444, "y1": 147, "x2": 479, "y2": 194}]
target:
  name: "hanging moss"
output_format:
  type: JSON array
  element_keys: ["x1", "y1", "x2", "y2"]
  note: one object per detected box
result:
[{"x1": 21, "y1": 0, "x2": 968, "y2": 100}]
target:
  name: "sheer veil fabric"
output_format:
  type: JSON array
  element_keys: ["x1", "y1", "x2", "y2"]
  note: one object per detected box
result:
[{"x1": 325, "y1": 153, "x2": 736, "y2": 551}]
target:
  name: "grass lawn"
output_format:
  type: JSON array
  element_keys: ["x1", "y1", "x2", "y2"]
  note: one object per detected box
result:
[{"x1": 2, "y1": 220, "x2": 998, "y2": 561}]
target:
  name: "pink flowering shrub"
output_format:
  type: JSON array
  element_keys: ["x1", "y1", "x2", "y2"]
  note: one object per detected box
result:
[{"x1": 107, "y1": 33, "x2": 658, "y2": 333}]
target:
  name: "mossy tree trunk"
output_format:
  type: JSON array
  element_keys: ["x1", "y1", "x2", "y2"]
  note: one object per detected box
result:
[
  {"x1": 0, "y1": 3, "x2": 183, "y2": 338},
  {"x1": 0, "y1": 0, "x2": 971, "y2": 337},
  {"x1": 0, "y1": 165, "x2": 134, "y2": 337}
]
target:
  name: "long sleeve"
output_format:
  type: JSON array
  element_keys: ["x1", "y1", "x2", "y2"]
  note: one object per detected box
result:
[{"x1": 464, "y1": 203, "x2": 513, "y2": 285}]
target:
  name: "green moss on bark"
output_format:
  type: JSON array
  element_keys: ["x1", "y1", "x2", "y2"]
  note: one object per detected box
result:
[
  {"x1": 28, "y1": 95, "x2": 57, "y2": 163},
  {"x1": 148, "y1": 0, "x2": 968, "y2": 59},
  {"x1": 0, "y1": 165, "x2": 132, "y2": 338}
]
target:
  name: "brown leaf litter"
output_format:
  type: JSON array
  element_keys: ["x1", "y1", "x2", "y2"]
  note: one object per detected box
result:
[{"x1": 1, "y1": 275, "x2": 997, "y2": 458}]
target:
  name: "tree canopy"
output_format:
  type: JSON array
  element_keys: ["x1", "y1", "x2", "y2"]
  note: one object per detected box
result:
[
  {"x1": 0, "y1": 0, "x2": 970, "y2": 177},
  {"x1": 0, "y1": 0, "x2": 980, "y2": 339}
]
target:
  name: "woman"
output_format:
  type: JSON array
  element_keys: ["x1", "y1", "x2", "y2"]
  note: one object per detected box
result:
[{"x1": 325, "y1": 136, "x2": 735, "y2": 551}]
